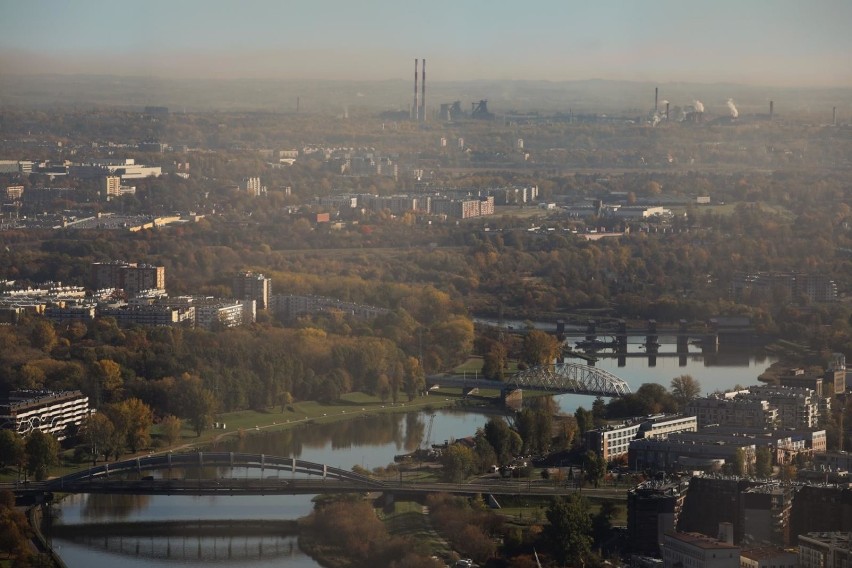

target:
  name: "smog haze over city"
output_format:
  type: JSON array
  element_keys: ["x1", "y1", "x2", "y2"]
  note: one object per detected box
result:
[
  {"x1": 2, "y1": 0, "x2": 852, "y2": 112},
  {"x1": 2, "y1": 1, "x2": 852, "y2": 568}
]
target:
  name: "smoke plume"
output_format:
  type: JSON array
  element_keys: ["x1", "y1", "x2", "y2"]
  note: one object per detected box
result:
[
  {"x1": 726, "y1": 98, "x2": 739, "y2": 118},
  {"x1": 693, "y1": 100, "x2": 705, "y2": 113}
]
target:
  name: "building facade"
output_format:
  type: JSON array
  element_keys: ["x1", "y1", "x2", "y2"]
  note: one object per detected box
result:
[
  {"x1": 0, "y1": 390, "x2": 91, "y2": 441},
  {"x1": 233, "y1": 271, "x2": 271, "y2": 310}
]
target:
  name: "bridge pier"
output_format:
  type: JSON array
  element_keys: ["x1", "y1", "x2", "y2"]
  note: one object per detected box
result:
[{"x1": 677, "y1": 320, "x2": 689, "y2": 367}]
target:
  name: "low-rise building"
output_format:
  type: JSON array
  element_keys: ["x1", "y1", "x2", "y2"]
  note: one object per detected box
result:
[
  {"x1": 662, "y1": 531, "x2": 740, "y2": 568},
  {"x1": 739, "y1": 546, "x2": 797, "y2": 568},
  {"x1": 799, "y1": 532, "x2": 852, "y2": 568}
]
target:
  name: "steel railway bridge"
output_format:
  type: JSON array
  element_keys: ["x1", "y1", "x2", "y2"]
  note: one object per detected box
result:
[{"x1": 427, "y1": 361, "x2": 632, "y2": 397}]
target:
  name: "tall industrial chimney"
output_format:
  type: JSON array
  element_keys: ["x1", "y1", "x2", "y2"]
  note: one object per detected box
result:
[
  {"x1": 834, "y1": 106, "x2": 837, "y2": 126},
  {"x1": 413, "y1": 59, "x2": 419, "y2": 122},
  {"x1": 665, "y1": 102, "x2": 670, "y2": 121},
  {"x1": 421, "y1": 58, "x2": 426, "y2": 122},
  {"x1": 769, "y1": 100, "x2": 774, "y2": 121},
  {"x1": 655, "y1": 87, "x2": 658, "y2": 112}
]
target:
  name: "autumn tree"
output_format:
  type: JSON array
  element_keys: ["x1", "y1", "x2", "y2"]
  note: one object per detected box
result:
[
  {"x1": 441, "y1": 444, "x2": 477, "y2": 482},
  {"x1": 755, "y1": 446, "x2": 773, "y2": 478},
  {"x1": 24, "y1": 430, "x2": 59, "y2": 481},
  {"x1": 521, "y1": 330, "x2": 560, "y2": 367},
  {"x1": 0, "y1": 430, "x2": 25, "y2": 474},
  {"x1": 159, "y1": 414, "x2": 183, "y2": 446},
  {"x1": 80, "y1": 412, "x2": 117, "y2": 464},
  {"x1": 107, "y1": 398, "x2": 153, "y2": 453},
  {"x1": 583, "y1": 450, "x2": 607, "y2": 488},
  {"x1": 172, "y1": 375, "x2": 218, "y2": 436},
  {"x1": 670, "y1": 374, "x2": 702, "y2": 409}
]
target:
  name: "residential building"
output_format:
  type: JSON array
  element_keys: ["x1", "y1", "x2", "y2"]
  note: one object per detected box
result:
[
  {"x1": 5, "y1": 185, "x2": 24, "y2": 200},
  {"x1": 799, "y1": 532, "x2": 852, "y2": 568},
  {"x1": 104, "y1": 176, "x2": 122, "y2": 197},
  {"x1": 193, "y1": 299, "x2": 255, "y2": 330},
  {"x1": 662, "y1": 531, "x2": 740, "y2": 568},
  {"x1": 233, "y1": 271, "x2": 271, "y2": 310},
  {"x1": 790, "y1": 486, "x2": 852, "y2": 536},
  {"x1": 0, "y1": 390, "x2": 91, "y2": 441},
  {"x1": 740, "y1": 485, "x2": 793, "y2": 546},
  {"x1": 686, "y1": 396, "x2": 778, "y2": 430},
  {"x1": 739, "y1": 547, "x2": 797, "y2": 568},
  {"x1": 91, "y1": 261, "x2": 165, "y2": 296},
  {"x1": 44, "y1": 305, "x2": 96, "y2": 324},
  {"x1": 586, "y1": 414, "x2": 698, "y2": 462},
  {"x1": 97, "y1": 304, "x2": 195, "y2": 327},
  {"x1": 628, "y1": 477, "x2": 690, "y2": 556},
  {"x1": 678, "y1": 477, "x2": 761, "y2": 544},
  {"x1": 628, "y1": 438, "x2": 756, "y2": 473},
  {"x1": 271, "y1": 294, "x2": 389, "y2": 322}
]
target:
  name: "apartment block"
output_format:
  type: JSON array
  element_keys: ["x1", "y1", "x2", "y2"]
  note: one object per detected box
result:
[
  {"x1": 91, "y1": 261, "x2": 165, "y2": 295},
  {"x1": 0, "y1": 390, "x2": 91, "y2": 441},
  {"x1": 799, "y1": 532, "x2": 852, "y2": 568},
  {"x1": 586, "y1": 414, "x2": 698, "y2": 462},
  {"x1": 233, "y1": 271, "x2": 271, "y2": 310}
]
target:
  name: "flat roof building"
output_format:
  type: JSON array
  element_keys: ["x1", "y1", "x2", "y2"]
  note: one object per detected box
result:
[{"x1": 0, "y1": 390, "x2": 90, "y2": 441}]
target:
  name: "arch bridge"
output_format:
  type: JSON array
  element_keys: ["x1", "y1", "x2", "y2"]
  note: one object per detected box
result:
[
  {"x1": 428, "y1": 362, "x2": 631, "y2": 397},
  {"x1": 44, "y1": 452, "x2": 386, "y2": 495}
]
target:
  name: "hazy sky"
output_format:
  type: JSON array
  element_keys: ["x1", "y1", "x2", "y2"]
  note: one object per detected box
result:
[{"x1": 1, "y1": 0, "x2": 851, "y2": 87}]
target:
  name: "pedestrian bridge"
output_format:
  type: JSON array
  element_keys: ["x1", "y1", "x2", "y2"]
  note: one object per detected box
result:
[{"x1": 428, "y1": 362, "x2": 631, "y2": 397}]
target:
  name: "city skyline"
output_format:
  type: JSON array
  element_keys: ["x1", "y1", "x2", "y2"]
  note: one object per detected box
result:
[{"x1": 1, "y1": 0, "x2": 851, "y2": 88}]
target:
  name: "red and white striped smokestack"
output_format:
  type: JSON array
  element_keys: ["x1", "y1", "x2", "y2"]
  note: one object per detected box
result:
[
  {"x1": 413, "y1": 59, "x2": 419, "y2": 122},
  {"x1": 421, "y1": 58, "x2": 426, "y2": 122}
]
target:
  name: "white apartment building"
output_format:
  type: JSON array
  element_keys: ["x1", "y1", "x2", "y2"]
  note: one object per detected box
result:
[
  {"x1": 662, "y1": 532, "x2": 740, "y2": 568},
  {"x1": 0, "y1": 390, "x2": 91, "y2": 441}
]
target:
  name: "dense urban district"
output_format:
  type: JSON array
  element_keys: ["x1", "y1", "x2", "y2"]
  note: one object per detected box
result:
[{"x1": 1, "y1": 81, "x2": 852, "y2": 568}]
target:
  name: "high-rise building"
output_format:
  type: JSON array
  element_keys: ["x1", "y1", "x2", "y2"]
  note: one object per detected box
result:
[
  {"x1": 91, "y1": 261, "x2": 165, "y2": 295},
  {"x1": 104, "y1": 176, "x2": 121, "y2": 197},
  {"x1": 233, "y1": 271, "x2": 271, "y2": 310}
]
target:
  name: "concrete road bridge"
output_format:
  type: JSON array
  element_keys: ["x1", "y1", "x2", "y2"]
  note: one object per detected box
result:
[{"x1": 427, "y1": 361, "x2": 632, "y2": 397}]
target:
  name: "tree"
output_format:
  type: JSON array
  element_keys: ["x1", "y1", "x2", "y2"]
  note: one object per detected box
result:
[
  {"x1": 95, "y1": 359, "x2": 124, "y2": 404},
  {"x1": 0, "y1": 430, "x2": 24, "y2": 473},
  {"x1": 592, "y1": 500, "x2": 621, "y2": 548},
  {"x1": 670, "y1": 375, "x2": 702, "y2": 409},
  {"x1": 24, "y1": 430, "x2": 59, "y2": 481},
  {"x1": 172, "y1": 375, "x2": 218, "y2": 436},
  {"x1": 521, "y1": 330, "x2": 560, "y2": 367},
  {"x1": 575, "y1": 406, "x2": 594, "y2": 436},
  {"x1": 107, "y1": 398, "x2": 153, "y2": 453},
  {"x1": 159, "y1": 414, "x2": 183, "y2": 446},
  {"x1": 483, "y1": 417, "x2": 522, "y2": 465},
  {"x1": 545, "y1": 494, "x2": 592, "y2": 567},
  {"x1": 80, "y1": 412, "x2": 117, "y2": 465},
  {"x1": 583, "y1": 450, "x2": 607, "y2": 488},
  {"x1": 755, "y1": 446, "x2": 773, "y2": 478},
  {"x1": 442, "y1": 443, "x2": 476, "y2": 482}
]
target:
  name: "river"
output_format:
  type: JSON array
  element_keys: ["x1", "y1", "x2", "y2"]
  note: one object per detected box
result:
[{"x1": 45, "y1": 340, "x2": 776, "y2": 567}]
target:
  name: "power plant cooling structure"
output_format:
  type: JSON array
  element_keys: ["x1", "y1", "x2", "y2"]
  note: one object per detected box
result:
[
  {"x1": 421, "y1": 59, "x2": 426, "y2": 122},
  {"x1": 411, "y1": 58, "x2": 427, "y2": 122},
  {"x1": 413, "y1": 59, "x2": 419, "y2": 122}
]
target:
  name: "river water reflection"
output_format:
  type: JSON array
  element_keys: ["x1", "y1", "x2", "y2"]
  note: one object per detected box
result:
[{"x1": 48, "y1": 344, "x2": 776, "y2": 568}]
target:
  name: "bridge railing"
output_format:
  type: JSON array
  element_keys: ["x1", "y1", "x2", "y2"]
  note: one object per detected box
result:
[{"x1": 48, "y1": 452, "x2": 385, "y2": 491}]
